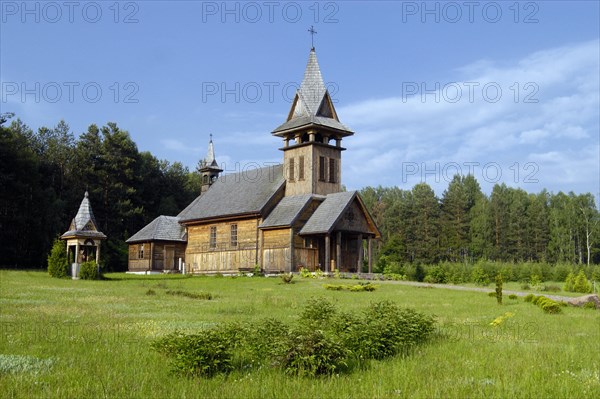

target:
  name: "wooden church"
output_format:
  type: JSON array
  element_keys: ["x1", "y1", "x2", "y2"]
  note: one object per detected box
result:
[{"x1": 127, "y1": 48, "x2": 380, "y2": 274}]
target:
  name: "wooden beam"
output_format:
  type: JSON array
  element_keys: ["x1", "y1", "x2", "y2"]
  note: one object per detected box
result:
[
  {"x1": 357, "y1": 234, "x2": 363, "y2": 273},
  {"x1": 336, "y1": 231, "x2": 342, "y2": 272},
  {"x1": 367, "y1": 236, "x2": 372, "y2": 274},
  {"x1": 324, "y1": 234, "x2": 330, "y2": 273}
]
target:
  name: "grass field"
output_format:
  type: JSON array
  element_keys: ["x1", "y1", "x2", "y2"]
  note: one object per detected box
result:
[{"x1": 1, "y1": 270, "x2": 598, "y2": 398}]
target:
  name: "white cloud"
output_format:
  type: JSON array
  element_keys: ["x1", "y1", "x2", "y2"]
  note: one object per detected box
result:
[{"x1": 339, "y1": 39, "x2": 600, "y2": 198}]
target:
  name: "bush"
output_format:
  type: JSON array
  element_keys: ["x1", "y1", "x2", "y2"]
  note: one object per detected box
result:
[
  {"x1": 495, "y1": 274, "x2": 503, "y2": 305},
  {"x1": 47, "y1": 239, "x2": 68, "y2": 278},
  {"x1": 565, "y1": 271, "x2": 592, "y2": 293},
  {"x1": 488, "y1": 292, "x2": 496, "y2": 297},
  {"x1": 508, "y1": 294, "x2": 518, "y2": 300},
  {"x1": 529, "y1": 274, "x2": 543, "y2": 291},
  {"x1": 541, "y1": 284, "x2": 561, "y2": 293},
  {"x1": 282, "y1": 327, "x2": 348, "y2": 377},
  {"x1": 424, "y1": 265, "x2": 447, "y2": 284},
  {"x1": 151, "y1": 298, "x2": 436, "y2": 379},
  {"x1": 151, "y1": 329, "x2": 233, "y2": 377},
  {"x1": 166, "y1": 290, "x2": 212, "y2": 300},
  {"x1": 471, "y1": 266, "x2": 489, "y2": 286},
  {"x1": 573, "y1": 270, "x2": 592, "y2": 293},
  {"x1": 281, "y1": 273, "x2": 294, "y2": 284},
  {"x1": 79, "y1": 261, "x2": 98, "y2": 280},
  {"x1": 528, "y1": 295, "x2": 562, "y2": 314},
  {"x1": 583, "y1": 301, "x2": 597, "y2": 310},
  {"x1": 523, "y1": 294, "x2": 535, "y2": 302}
]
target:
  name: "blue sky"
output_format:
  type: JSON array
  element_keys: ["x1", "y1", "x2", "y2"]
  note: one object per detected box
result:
[{"x1": 1, "y1": 1, "x2": 599, "y2": 201}]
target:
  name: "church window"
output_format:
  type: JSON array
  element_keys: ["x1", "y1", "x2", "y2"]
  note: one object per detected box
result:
[
  {"x1": 138, "y1": 244, "x2": 144, "y2": 259},
  {"x1": 230, "y1": 224, "x2": 238, "y2": 247},
  {"x1": 299, "y1": 156, "x2": 305, "y2": 180},
  {"x1": 289, "y1": 158, "x2": 295, "y2": 181},
  {"x1": 210, "y1": 226, "x2": 217, "y2": 249},
  {"x1": 329, "y1": 158, "x2": 337, "y2": 183},
  {"x1": 319, "y1": 156, "x2": 326, "y2": 181}
]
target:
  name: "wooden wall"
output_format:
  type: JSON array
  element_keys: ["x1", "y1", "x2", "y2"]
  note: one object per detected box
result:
[
  {"x1": 128, "y1": 242, "x2": 186, "y2": 272},
  {"x1": 186, "y1": 218, "x2": 259, "y2": 273}
]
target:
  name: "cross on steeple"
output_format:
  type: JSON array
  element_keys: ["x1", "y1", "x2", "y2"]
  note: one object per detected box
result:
[{"x1": 308, "y1": 25, "x2": 317, "y2": 50}]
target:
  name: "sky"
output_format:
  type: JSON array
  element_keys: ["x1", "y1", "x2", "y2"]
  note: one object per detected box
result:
[{"x1": 1, "y1": 1, "x2": 599, "y2": 202}]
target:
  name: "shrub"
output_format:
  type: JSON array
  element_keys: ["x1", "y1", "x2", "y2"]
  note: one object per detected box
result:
[
  {"x1": 508, "y1": 294, "x2": 518, "y2": 300},
  {"x1": 281, "y1": 273, "x2": 294, "y2": 284},
  {"x1": 471, "y1": 266, "x2": 489, "y2": 286},
  {"x1": 573, "y1": 270, "x2": 592, "y2": 293},
  {"x1": 542, "y1": 284, "x2": 561, "y2": 293},
  {"x1": 488, "y1": 292, "x2": 496, "y2": 297},
  {"x1": 528, "y1": 295, "x2": 562, "y2": 314},
  {"x1": 151, "y1": 329, "x2": 233, "y2": 377},
  {"x1": 299, "y1": 267, "x2": 312, "y2": 278},
  {"x1": 523, "y1": 294, "x2": 535, "y2": 303},
  {"x1": 282, "y1": 326, "x2": 348, "y2": 377},
  {"x1": 495, "y1": 274, "x2": 503, "y2": 305},
  {"x1": 47, "y1": 239, "x2": 68, "y2": 278},
  {"x1": 529, "y1": 274, "x2": 543, "y2": 291},
  {"x1": 166, "y1": 290, "x2": 212, "y2": 300},
  {"x1": 564, "y1": 272, "x2": 575, "y2": 292},
  {"x1": 424, "y1": 265, "x2": 447, "y2": 284},
  {"x1": 79, "y1": 261, "x2": 98, "y2": 280},
  {"x1": 583, "y1": 301, "x2": 597, "y2": 310},
  {"x1": 553, "y1": 263, "x2": 573, "y2": 282}
]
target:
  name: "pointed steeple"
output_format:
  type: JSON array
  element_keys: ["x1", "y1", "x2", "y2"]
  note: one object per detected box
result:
[
  {"x1": 198, "y1": 135, "x2": 223, "y2": 194},
  {"x1": 61, "y1": 191, "x2": 106, "y2": 239},
  {"x1": 272, "y1": 48, "x2": 352, "y2": 136}
]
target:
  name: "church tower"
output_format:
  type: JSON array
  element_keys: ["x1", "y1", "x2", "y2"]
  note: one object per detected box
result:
[
  {"x1": 272, "y1": 48, "x2": 354, "y2": 197},
  {"x1": 197, "y1": 135, "x2": 222, "y2": 194}
]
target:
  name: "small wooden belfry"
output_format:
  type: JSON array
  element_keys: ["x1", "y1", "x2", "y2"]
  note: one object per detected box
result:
[{"x1": 61, "y1": 191, "x2": 106, "y2": 278}]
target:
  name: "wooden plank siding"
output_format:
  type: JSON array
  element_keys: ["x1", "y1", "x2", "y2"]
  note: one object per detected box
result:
[
  {"x1": 128, "y1": 242, "x2": 186, "y2": 272},
  {"x1": 262, "y1": 228, "x2": 291, "y2": 273},
  {"x1": 186, "y1": 218, "x2": 259, "y2": 273}
]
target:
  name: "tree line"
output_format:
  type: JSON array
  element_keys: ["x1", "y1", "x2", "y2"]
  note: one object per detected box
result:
[
  {"x1": 0, "y1": 114, "x2": 199, "y2": 270},
  {"x1": 360, "y1": 175, "x2": 599, "y2": 270},
  {"x1": 1, "y1": 114, "x2": 598, "y2": 271}
]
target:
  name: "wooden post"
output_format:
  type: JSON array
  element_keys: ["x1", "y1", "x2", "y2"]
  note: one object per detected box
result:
[
  {"x1": 367, "y1": 236, "x2": 372, "y2": 274},
  {"x1": 75, "y1": 242, "x2": 80, "y2": 264},
  {"x1": 357, "y1": 234, "x2": 363, "y2": 273},
  {"x1": 149, "y1": 242, "x2": 154, "y2": 271},
  {"x1": 336, "y1": 231, "x2": 342, "y2": 272},
  {"x1": 96, "y1": 241, "x2": 101, "y2": 265},
  {"x1": 324, "y1": 234, "x2": 330, "y2": 272},
  {"x1": 288, "y1": 228, "x2": 295, "y2": 273}
]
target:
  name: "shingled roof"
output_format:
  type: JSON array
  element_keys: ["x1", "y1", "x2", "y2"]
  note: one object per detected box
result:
[
  {"x1": 126, "y1": 215, "x2": 186, "y2": 243},
  {"x1": 272, "y1": 49, "x2": 352, "y2": 135},
  {"x1": 178, "y1": 164, "x2": 285, "y2": 223},
  {"x1": 61, "y1": 191, "x2": 107, "y2": 239},
  {"x1": 259, "y1": 194, "x2": 316, "y2": 228}
]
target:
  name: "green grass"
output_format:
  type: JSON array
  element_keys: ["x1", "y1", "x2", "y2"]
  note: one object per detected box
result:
[{"x1": 1, "y1": 270, "x2": 599, "y2": 398}]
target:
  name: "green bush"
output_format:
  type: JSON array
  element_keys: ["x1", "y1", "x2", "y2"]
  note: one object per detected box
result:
[
  {"x1": 166, "y1": 290, "x2": 212, "y2": 300},
  {"x1": 282, "y1": 326, "x2": 348, "y2": 377},
  {"x1": 529, "y1": 274, "x2": 543, "y2": 291},
  {"x1": 151, "y1": 329, "x2": 233, "y2": 377},
  {"x1": 488, "y1": 292, "x2": 496, "y2": 297},
  {"x1": 47, "y1": 239, "x2": 68, "y2": 278},
  {"x1": 529, "y1": 295, "x2": 562, "y2": 314},
  {"x1": 521, "y1": 283, "x2": 531, "y2": 290},
  {"x1": 583, "y1": 301, "x2": 597, "y2": 310},
  {"x1": 471, "y1": 266, "x2": 489, "y2": 286},
  {"x1": 573, "y1": 270, "x2": 592, "y2": 293},
  {"x1": 495, "y1": 274, "x2": 503, "y2": 305},
  {"x1": 508, "y1": 294, "x2": 518, "y2": 300},
  {"x1": 523, "y1": 294, "x2": 535, "y2": 303},
  {"x1": 79, "y1": 261, "x2": 98, "y2": 280},
  {"x1": 424, "y1": 265, "x2": 447, "y2": 284},
  {"x1": 564, "y1": 270, "x2": 592, "y2": 293},
  {"x1": 280, "y1": 273, "x2": 294, "y2": 284},
  {"x1": 541, "y1": 284, "x2": 561, "y2": 293}
]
